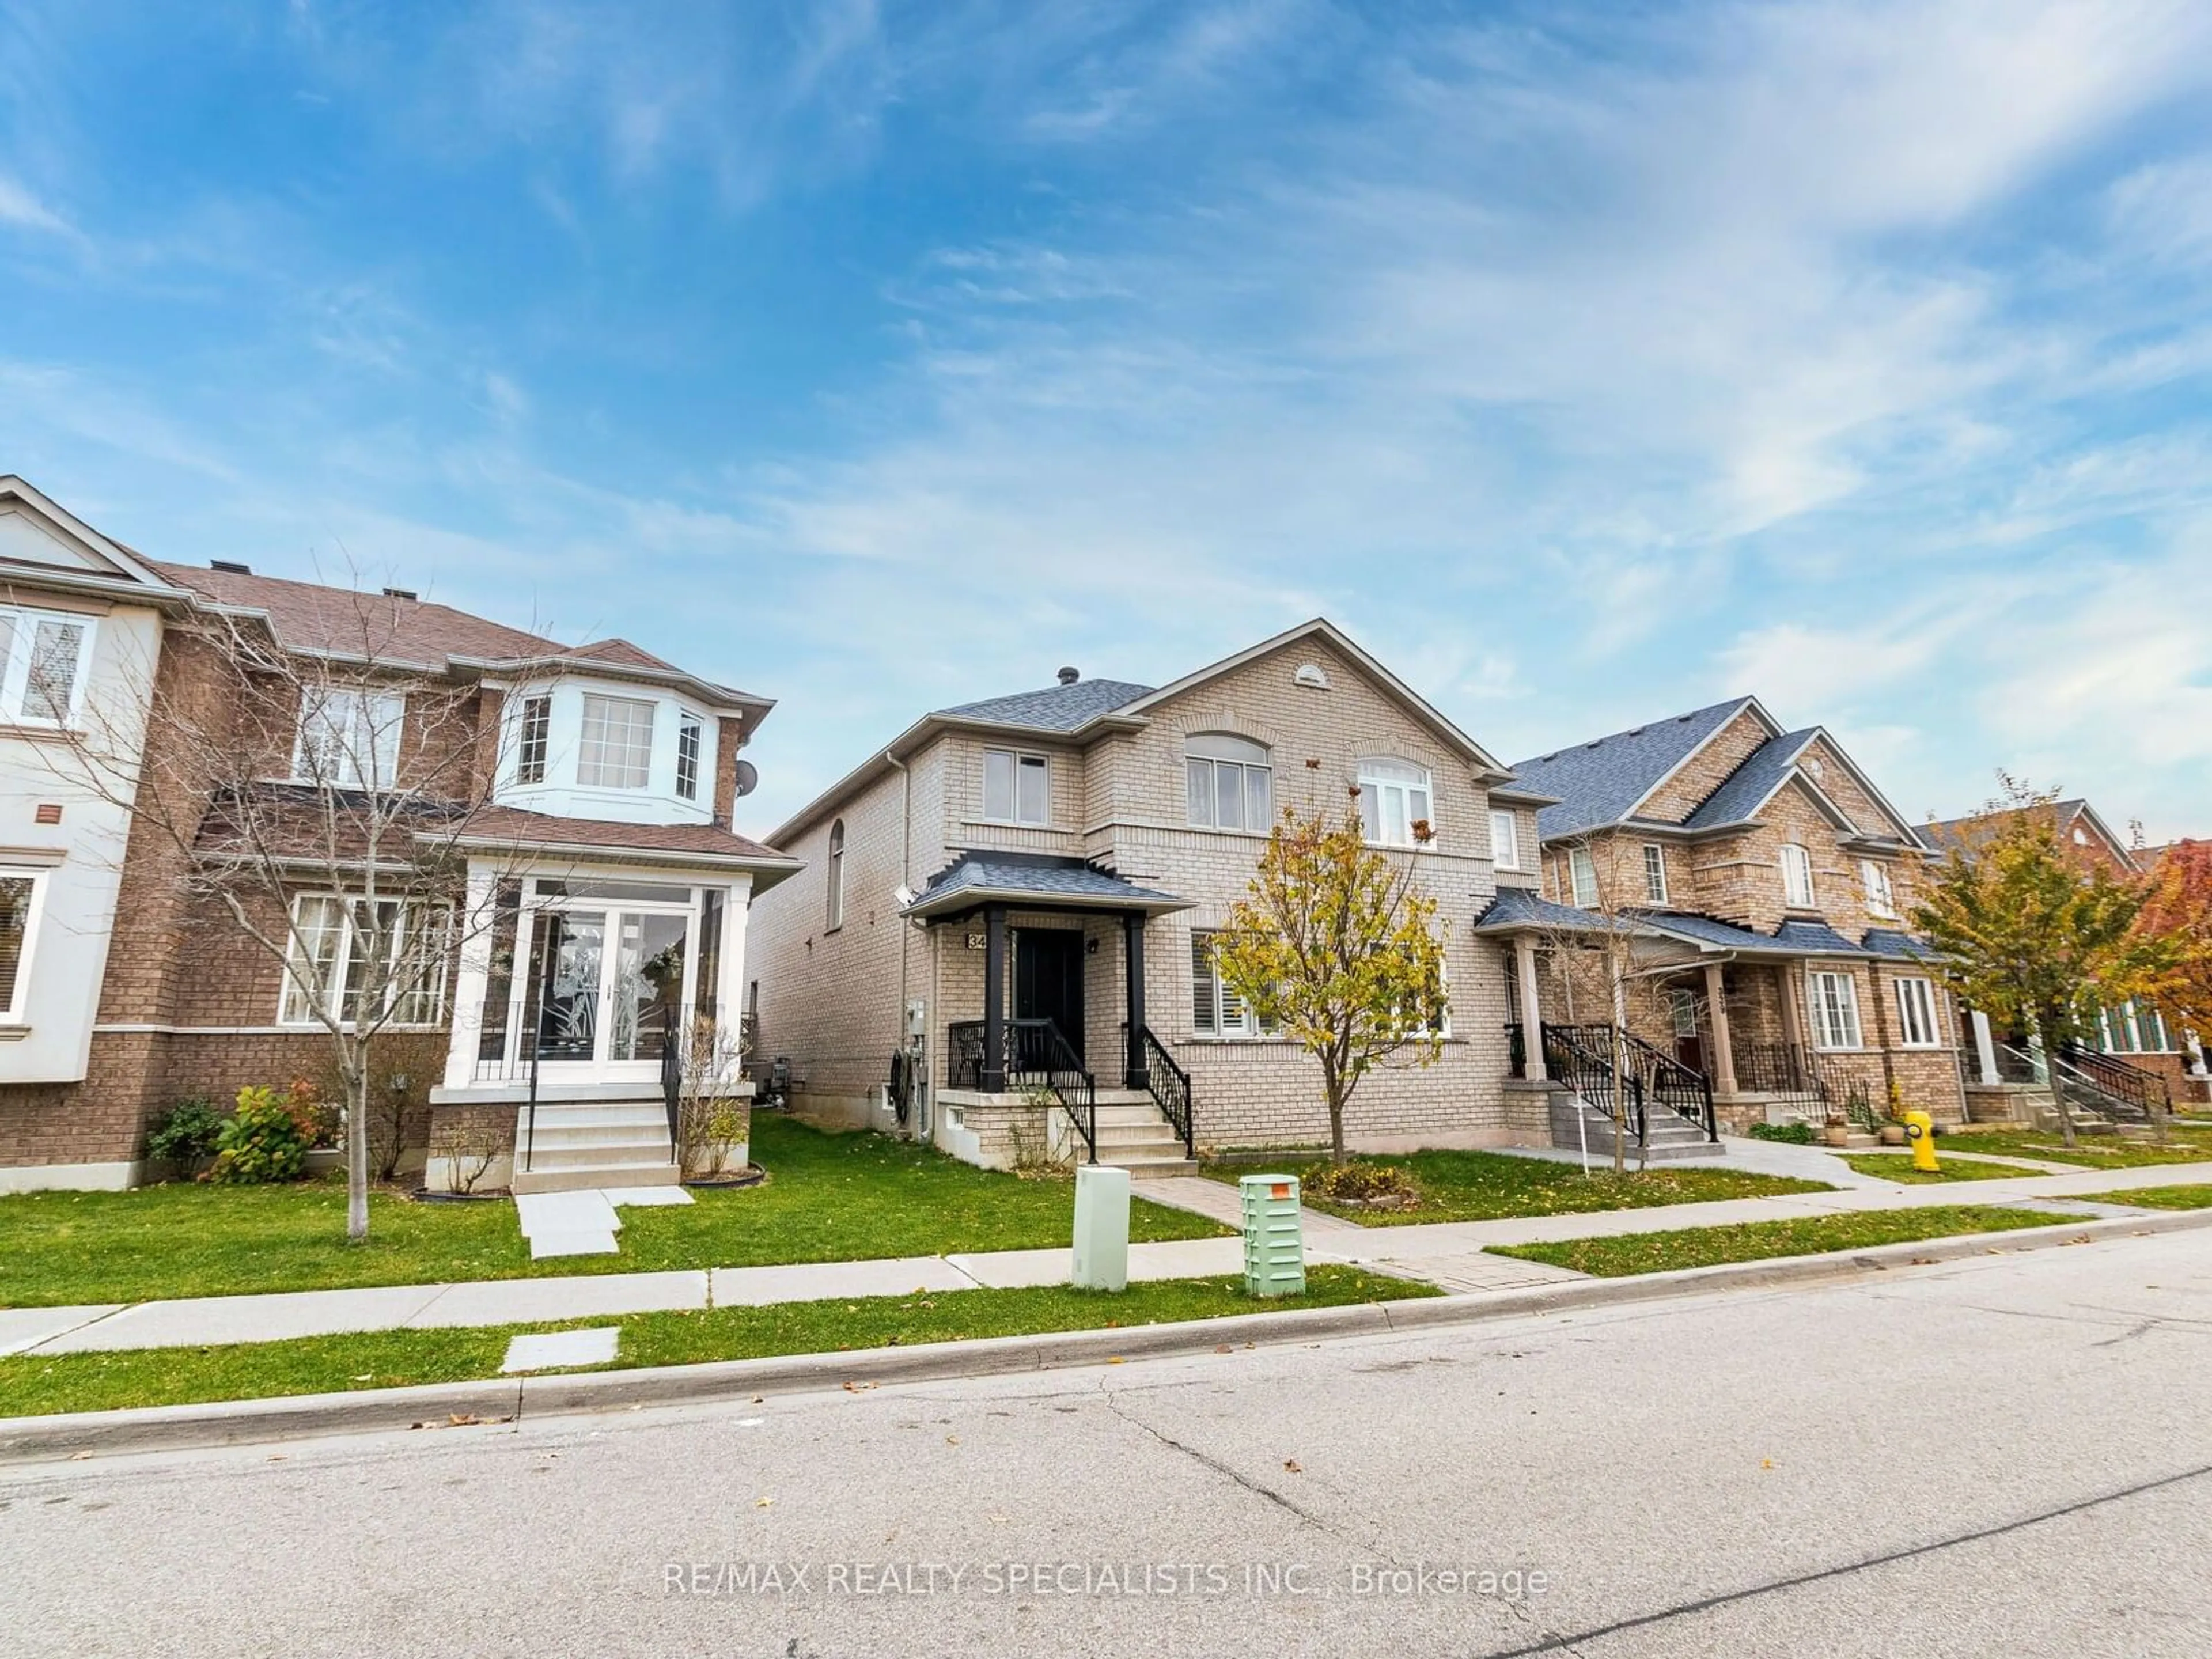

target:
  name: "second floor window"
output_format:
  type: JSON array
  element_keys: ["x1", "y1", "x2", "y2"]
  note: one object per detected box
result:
[
  {"x1": 1567, "y1": 845, "x2": 1599, "y2": 907},
  {"x1": 579, "y1": 694, "x2": 656, "y2": 789},
  {"x1": 1490, "y1": 810, "x2": 1520, "y2": 871},
  {"x1": 1642, "y1": 844, "x2": 1669, "y2": 904},
  {"x1": 1358, "y1": 758, "x2": 1432, "y2": 847},
  {"x1": 825, "y1": 819, "x2": 845, "y2": 931},
  {"x1": 676, "y1": 711, "x2": 704, "y2": 801},
  {"x1": 1861, "y1": 859, "x2": 1897, "y2": 919},
  {"x1": 1185, "y1": 734, "x2": 1273, "y2": 831},
  {"x1": 0, "y1": 607, "x2": 92, "y2": 726},
  {"x1": 983, "y1": 748, "x2": 1049, "y2": 824},
  {"x1": 514, "y1": 694, "x2": 551, "y2": 785},
  {"x1": 294, "y1": 687, "x2": 404, "y2": 790},
  {"x1": 1780, "y1": 843, "x2": 1816, "y2": 909}
]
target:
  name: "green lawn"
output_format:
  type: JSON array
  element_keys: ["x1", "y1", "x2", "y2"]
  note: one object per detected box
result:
[
  {"x1": 0, "y1": 1267, "x2": 1423, "y2": 1418},
  {"x1": 0, "y1": 1116, "x2": 1224, "y2": 1310},
  {"x1": 1938, "y1": 1127, "x2": 2212, "y2": 1171},
  {"x1": 2078, "y1": 1184, "x2": 2212, "y2": 1211},
  {"x1": 1202, "y1": 1147, "x2": 1831, "y2": 1226},
  {"x1": 1839, "y1": 1153, "x2": 2052, "y2": 1184},
  {"x1": 1490, "y1": 1205, "x2": 2093, "y2": 1278}
]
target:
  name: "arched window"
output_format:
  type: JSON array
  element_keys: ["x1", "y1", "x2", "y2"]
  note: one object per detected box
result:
[
  {"x1": 1185, "y1": 734, "x2": 1272, "y2": 831},
  {"x1": 1357, "y1": 758, "x2": 1432, "y2": 847},
  {"x1": 826, "y1": 819, "x2": 846, "y2": 931}
]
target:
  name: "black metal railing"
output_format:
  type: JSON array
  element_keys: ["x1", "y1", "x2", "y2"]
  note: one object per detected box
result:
[
  {"x1": 946, "y1": 1017, "x2": 1099, "y2": 1161},
  {"x1": 1613, "y1": 1027, "x2": 1718, "y2": 1141},
  {"x1": 1505, "y1": 1022, "x2": 1527, "y2": 1078},
  {"x1": 1541, "y1": 1023, "x2": 1646, "y2": 1147},
  {"x1": 660, "y1": 1035, "x2": 683, "y2": 1163},
  {"x1": 2058, "y1": 1043, "x2": 2166, "y2": 1122},
  {"x1": 1138, "y1": 1026, "x2": 1194, "y2": 1156},
  {"x1": 1730, "y1": 1041, "x2": 1837, "y2": 1108}
]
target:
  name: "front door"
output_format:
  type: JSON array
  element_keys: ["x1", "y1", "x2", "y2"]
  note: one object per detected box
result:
[
  {"x1": 1013, "y1": 927, "x2": 1085, "y2": 1062},
  {"x1": 1669, "y1": 989, "x2": 1705, "y2": 1073}
]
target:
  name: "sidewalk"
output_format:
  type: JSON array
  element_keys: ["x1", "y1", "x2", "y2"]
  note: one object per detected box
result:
[{"x1": 3, "y1": 1157, "x2": 2204, "y2": 1362}]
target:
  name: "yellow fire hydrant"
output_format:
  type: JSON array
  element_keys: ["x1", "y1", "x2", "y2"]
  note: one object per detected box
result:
[{"x1": 1905, "y1": 1109, "x2": 1938, "y2": 1174}]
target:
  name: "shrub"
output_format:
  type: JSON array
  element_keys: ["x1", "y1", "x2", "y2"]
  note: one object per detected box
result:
[
  {"x1": 1302, "y1": 1160, "x2": 1422, "y2": 1207},
  {"x1": 1748, "y1": 1122, "x2": 1817, "y2": 1145},
  {"x1": 146, "y1": 1097, "x2": 226, "y2": 1177},
  {"x1": 206, "y1": 1085, "x2": 316, "y2": 1184}
]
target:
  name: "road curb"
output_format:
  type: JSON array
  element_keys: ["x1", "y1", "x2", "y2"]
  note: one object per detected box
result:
[{"x1": 5, "y1": 1205, "x2": 2206, "y2": 1465}]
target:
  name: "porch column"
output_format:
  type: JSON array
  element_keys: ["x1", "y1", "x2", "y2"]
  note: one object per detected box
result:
[
  {"x1": 442, "y1": 860, "x2": 499, "y2": 1091},
  {"x1": 1514, "y1": 933, "x2": 1547, "y2": 1082},
  {"x1": 1122, "y1": 911, "x2": 1149, "y2": 1091},
  {"x1": 1970, "y1": 1008, "x2": 2000, "y2": 1086},
  {"x1": 1703, "y1": 962, "x2": 1738, "y2": 1096},
  {"x1": 981, "y1": 903, "x2": 1007, "y2": 1092}
]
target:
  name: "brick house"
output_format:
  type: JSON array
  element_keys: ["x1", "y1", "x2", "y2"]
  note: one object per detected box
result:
[
  {"x1": 1478, "y1": 696, "x2": 1969, "y2": 1137},
  {"x1": 0, "y1": 479, "x2": 794, "y2": 1192},
  {"x1": 1925, "y1": 800, "x2": 2211, "y2": 1109},
  {"x1": 747, "y1": 619, "x2": 1557, "y2": 1170}
]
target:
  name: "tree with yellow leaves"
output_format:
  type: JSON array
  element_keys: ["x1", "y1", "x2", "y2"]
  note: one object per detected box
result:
[{"x1": 1211, "y1": 790, "x2": 1448, "y2": 1164}]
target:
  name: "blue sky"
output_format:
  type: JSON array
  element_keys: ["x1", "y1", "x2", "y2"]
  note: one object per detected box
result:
[{"x1": 5, "y1": 1, "x2": 2210, "y2": 838}]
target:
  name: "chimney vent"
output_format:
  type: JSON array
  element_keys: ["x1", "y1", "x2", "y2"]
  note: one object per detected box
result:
[
  {"x1": 210, "y1": 559, "x2": 252, "y2": 575},
  {"x1": 1056, "y1": 666, "x2": 1080, "y2": 685},
  {"x1": 383, "y1": 586, "x2": 418, "y2": 601}
]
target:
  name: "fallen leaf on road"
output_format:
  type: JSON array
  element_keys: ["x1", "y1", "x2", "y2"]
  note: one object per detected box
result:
[
  {"x1": 756, "y1": 1497, "x2": 774, "y2": 1508},
  {"x1": 1214, "y1": 1344, "x2": 1233, "y2": 1354},
  {"x1": 448, "y1": 1414, "x2": 481, "y2": 1427},
  {"x1": 1105, "y1": 1357, "x2": 1126, "y2": 1365},
  {"x1": 1760, "y1": 1459, "x2": 1773, "y2": 1470},
  {"x1": 1283, "y1": 1460, "x2": 1302, "y2": 1474},
  {"x1": 843, "y1": 1380, "x2": 877, "y2": 1393},
  {"x1": 946, "y1": 1435, "x2": 960, "y2": 1446}
]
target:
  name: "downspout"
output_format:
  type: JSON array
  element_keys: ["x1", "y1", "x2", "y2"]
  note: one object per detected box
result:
[{"x1": 886, "y1": 749, "x2": 919, "y2": 1136}]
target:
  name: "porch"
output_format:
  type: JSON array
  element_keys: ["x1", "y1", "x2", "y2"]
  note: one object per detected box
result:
[{"x1": 900, "y1": 853, "x2": 1195, "y2": 1173}]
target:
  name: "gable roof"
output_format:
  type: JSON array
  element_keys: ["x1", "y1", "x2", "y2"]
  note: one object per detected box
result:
[
  {"x1": 937, "y1": 677, "x2": 1155, "y2": 732},
  {"x1": 1925, "y1": 799, "x2": 2139, "y2": 872},
  {"x1": 0, "y1": 475, "x2": 196, "y2": 609},
  {"x1": 1681, "y1": 730, "x2": 1821, "y2": 830},
  {"x1": 901, "y1": 851, "x2": 1188, "y2": 921},
  {"x1": 1508, "y1": 697, "x2": 1764, "y2": 839}
]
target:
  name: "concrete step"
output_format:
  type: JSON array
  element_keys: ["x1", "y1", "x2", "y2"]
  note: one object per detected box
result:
[
  {"x1": 512, "y1": 1161, "x2": 683, "y2": 1195},
  {"x1": 524, "y1": 1145, "x2": 674, "y2": 1173},
  {"x1": 1118, "y1": 1157, "x2": 1202, "y2": 1179},
  {"x1": 520, "y1": 1107, "x2": 671, "y2": 1131},
  {"x1": 524, "y1": 1122, "x2": 674, "y2": 1149}
]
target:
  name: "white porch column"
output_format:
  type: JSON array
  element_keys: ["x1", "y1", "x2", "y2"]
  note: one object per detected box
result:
[
  {"x1": 1970, "y1": 1008, "x2": 2000, "y2": 1086},
  {"x1": 717, "y1": 875, "x2": 754, "y2": 1085},
  {"x1": 2186, "y1": 1033, "x2": 2208, "y2": 1080},
  {"x1": 1703, "y1": 962, "x2": 1737, "y2": 1096},
  {"x1": 1514, "y1": 933, "x2": 1546, "y2": 1082},
  {"x1": 442, "y1": 860, "x2": 499, "y2": 1090}
]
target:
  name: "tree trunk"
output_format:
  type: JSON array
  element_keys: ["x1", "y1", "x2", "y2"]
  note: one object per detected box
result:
[
  {"x1": 1608, "y1": 1024, "x2": 1627, "y2": 1176},
  {"x1": 345, "y1": 1059, "x2": 371, "y2": 1243},
  {"x1": 2038, "y1": 1019, "x2": 2077, "y2": 1148},
  {"x1": 1325, "y1": 1064, "x2": 1348, "y2": 1165}
]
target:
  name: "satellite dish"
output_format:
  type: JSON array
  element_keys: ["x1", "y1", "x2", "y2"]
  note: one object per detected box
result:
[{"x1": 733, "y1": 760, "x2": 759, "y2": 797}]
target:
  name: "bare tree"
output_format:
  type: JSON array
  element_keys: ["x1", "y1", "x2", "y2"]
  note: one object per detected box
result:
[{"x1": 41, "y1": 585, "x2": 546, "y2": 1242}]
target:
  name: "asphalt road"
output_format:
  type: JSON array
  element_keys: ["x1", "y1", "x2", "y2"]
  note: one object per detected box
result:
[{"x1": 5, "y1": 1230, "x2": 2211, "y2": 1658}]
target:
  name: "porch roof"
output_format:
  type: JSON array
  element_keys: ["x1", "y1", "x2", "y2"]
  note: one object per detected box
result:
[
  {"x1": 1472, "y1": 887, "x2": 1641, "y2": 935},
  {"x1": 903, "y1": 852, "x2": 1191, "y2": 921}
]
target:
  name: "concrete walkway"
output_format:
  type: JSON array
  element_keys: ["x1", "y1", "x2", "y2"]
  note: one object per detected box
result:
[{"x1": 3, "y1": 1156, "x2": 2205, "y2": 1361}]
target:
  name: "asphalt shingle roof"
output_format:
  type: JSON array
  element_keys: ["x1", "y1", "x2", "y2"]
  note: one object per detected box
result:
[
  {"x1": 1471, "y1": 888, "x2": 1624, "y2": 933},
  {"x1": 936, "y1": 679, "x2": 1155, "y2": 733},
  {"x1": 1683, "y1": 730, "x2": 1820, "y2": 830},
  {"x1": 905, "y1": 853, "x2": 1185, "y2": 917},
  {"x1": 1508, "y1": 698, "x2": 1754, "y2": 840},
  {"x1": 1861, "y1": 927, "x2": 1938, "y2": 961}
]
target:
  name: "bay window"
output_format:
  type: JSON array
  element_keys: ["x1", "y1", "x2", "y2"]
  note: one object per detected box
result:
[
  {"x1": 675, "y1": 711, "x2": 704, "y2": 801},
  {"x1": 1358, "y1": 758, "x2": 1432, "y2": 847},
  {"x1": 578, "y1": 694, "x2": 656, "y2": 789},
  {"x1": 1185, "y1": 734, "x2": 1274, "y2": 831},
  {"x1": 514, "y1": 694, "x2": 552, "y2": 785}
]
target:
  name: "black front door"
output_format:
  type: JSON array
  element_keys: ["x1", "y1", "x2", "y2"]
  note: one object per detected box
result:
[{"x1": 1013, "y1": 927, "x2": 1085, "y2": 1061}]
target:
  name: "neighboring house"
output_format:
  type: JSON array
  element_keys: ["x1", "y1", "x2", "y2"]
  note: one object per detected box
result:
[
  {"x1": 748, "y1": 619, "x2": 1554, "y2": 1171},
  {"x1": 0, "y1": 479, "x2": 194, "y2": 1189},
  {"x1": 0, "y1": 480, "x2": 795, "y2": 1191},
  {"x1": 1476, "y1": 696, "x2": 1967, "y2": 1135},
  {"x1": 1926, "y1": 801, "x2": 2209, "y2": 1109}
]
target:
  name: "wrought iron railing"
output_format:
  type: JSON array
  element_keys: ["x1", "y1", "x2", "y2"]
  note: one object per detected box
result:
[
  {"x1": 1612, "y1": 1026, "x2": 1718, "y2": 1141},
  {"x1": 660, "y1": 1035, "x2": 683, "y2": 1162},
  {"x1": 1531, "y1": 1023, "x2": 1716, "y2": 1143},
  {"x1": 1730, "y1": 1041, "x2": 1838, "y2": 1108},
  {"x1": 947, "y1": 1018, "x2": 1098, "y2": 1160},
  {"x1": 2057, "y1": 1042, "x2": 2166, "y2": 1122},
  {"x1": 1541, "y1": 1023, "x2": 1645, "y2": 1147},
  {"x1": 1138, "y1": 1026, "x2": 1194, "y2": 1156},
  {"x1": 1505, "y1": 1022, "x2": 1527, "y2": 1079}
]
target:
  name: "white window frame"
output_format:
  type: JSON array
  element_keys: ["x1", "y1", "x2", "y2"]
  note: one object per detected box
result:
[
  {"x1": 1358, "y1": 757, "x2": 1433, "y2": 849},
  {"x1": 1642, "y1": 843, "x2": 1669, "y2": 905},
  {"x1": 513, "y1": 693, "x2": 552, "y2": 786},
  {"x1": 825, "y1": 818, "x2": 846, "y2": 932},
  {"x1": 578, "y1": 693, "x2": 657, "y2": 790},
  {"x1": 675, "y1": 710, "x2": 704, "y2": 802},
  {"x1": 293, "y1": 687, "x2": 406, "y2": 790},
  {"x1": 0, "y1": 607, "x2": 97, "y2": 728},
  {"x1": 1190, "y1": 930, "x2": 1275, "y2": 1039},
  {"x1": 1780, "y1": 843, "x2": 1816, "y2": 909},
  {"x1": 278, "y1": 894, "x2": 450, "y2": 1030},
  {"x1": 1569, "y1": 846, "x2": 1598, "y2": 908},
  {"x1": 0, "y1": 867, "x2": 50, "y2": 1023},
  {"x1": 1807, "y1": 968, "x2": 1863, "y2": 1051},
  {"x1": 1894, "y1": 976, "x2": 1941, "y2": 1048},
  {"x1": 983, "y1": 748, "x2": 1050, "y2": 825},
  {"x1": 1861, "y1": 859, "x2": 1898, "y2": 920},
  {"x1": 1489, "y1": 810, "x2": 1521, "y2": 872},
  {"x1": 2100, "y1": 999, "x2": 2172, "y2": 1054},
  {"x1": 1185, "y1": 734, "x2": 1274, "y2": 832}
]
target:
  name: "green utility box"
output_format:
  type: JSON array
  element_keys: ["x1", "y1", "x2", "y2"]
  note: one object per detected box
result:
[{"x1": 1239, "y1": 1173, "x2": 1306, "y2": 1297}]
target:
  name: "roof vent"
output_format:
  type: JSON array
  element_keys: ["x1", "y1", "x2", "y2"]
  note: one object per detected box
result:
[
  {"x1": 382, "y1": 586, "x2": 417, "y2": 601},
  {"x1": 210, "y1": 559, "x2": 252, "y2": 575},
  {"x1": 1056, "y1": 666, "x2": 1080, "y2": 685}
]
